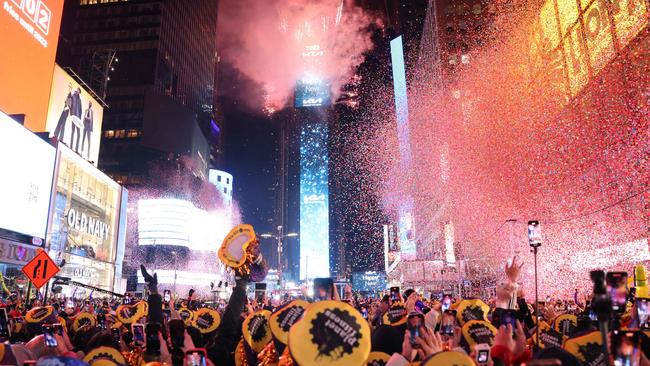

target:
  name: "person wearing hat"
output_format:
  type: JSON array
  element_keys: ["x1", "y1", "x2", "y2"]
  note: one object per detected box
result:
[{"x1": 140, "y1": 265, "x2": 172, "y2": 365}]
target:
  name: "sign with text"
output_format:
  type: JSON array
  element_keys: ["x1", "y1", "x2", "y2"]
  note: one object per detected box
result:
[
  {"x1": 21, "y1": 249, "x2": 59, "y2": 288},
  {"x1": 0, "y1": 0, "x2": 64, "y2": 128}
]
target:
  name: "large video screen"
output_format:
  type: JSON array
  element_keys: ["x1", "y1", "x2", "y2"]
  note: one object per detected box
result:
[
  {"x1": 295, "y1": 79, "x2": 331, "y2": 108},
  {"x1": 0, "y1": 0, "x2": 64, "y2": 128},
  {"x1": 300, "y1": 121, "x2": 330, "y2": 279},
  {"x1": 0, "y1": 111, "x2": 56, "y2": 239},
  {"x1": 45, "y1": 65, "x2": 104, "y2": 165}
]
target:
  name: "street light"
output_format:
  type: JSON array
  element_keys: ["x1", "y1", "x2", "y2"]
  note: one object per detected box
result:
[{"x1": 259, "y1": 226, "x2": 298, "y2": 288}]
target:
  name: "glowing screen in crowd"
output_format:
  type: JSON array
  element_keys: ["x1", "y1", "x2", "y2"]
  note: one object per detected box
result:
[
  {"x1": 0, "y1": 111, "x2": 56, "y2": 239},
  {"x1": 300, "y1": 122, "x2": 329, "y2": 279}
]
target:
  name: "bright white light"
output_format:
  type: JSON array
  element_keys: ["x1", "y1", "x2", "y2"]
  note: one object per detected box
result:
[
  {"x1": 137, "y1": 269, "x2": 225, "y2": 287},
  {"x1": 300, "y1": 73, "x2": 322, "y2": 85},
  {"x1": 138, "y1": 199, "x2": 233, "y2": 252}
]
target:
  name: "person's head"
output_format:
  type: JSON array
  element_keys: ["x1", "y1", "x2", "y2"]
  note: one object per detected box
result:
[{"x1": 85, "y1": 330, "x2": 120, "y2": 354}]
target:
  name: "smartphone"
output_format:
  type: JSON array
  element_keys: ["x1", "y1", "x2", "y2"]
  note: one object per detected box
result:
[
  {"x1": 111, "y1": 328, "x2": 121, "y2": 344},
  {"x1": 606, "y1": 272, "x2": 628, "y2": 313},
  {"x1": 361, "y1": 307, "x2": 368, "y2": 319},
  {"x1": 611, "y1": 330, "x2": 640, "y2": 366},
  {"x1": 84, "y1": 300, "x2": 90, "y2": 312},
  {"x1": 255, "y1": 283, "x2": 267, "y2": 303},
  {"x1": 132, "y1": 323, "x2": 145, "y2": 347},
  {"x1": 407, "y1": 313, "x2": 424, "y2": 348},
  {"x1": 440, "y1": 310, "x2": 456, "y2": 336},
  {"x1": 527, "y1": 220, "x2": 542, "y2": 246},
  {"x1": 43, "y1": 324, "x2": 58, "y2": 347},
  {"x1": 500, "y1": 309, "x2": 518, "y2": 329},
  {"x1": 169, "y1": 319, "x2": 185, "y2": 350},
  {"x1": 314, "y1": 278, "x2": 333, "y2": 301},
  {"x1": 52, "y1": 323, "x2": 64, "y2": 336},
  {"x1": 185, "y1": 348, "x2": 207, "y2": 366},
  {"x1": 636, "y1": 298, "x2": 649, "y2": 329},
  {"x1": 442, "y1": 294, "x2": 452, "y2": 312},
  {"x1": 390, "y1": 287, "x2": 400, "y2": 302},
  {"x1": 475, "y1": 343, "x2": 491, "y2": 365},
  {"x1": 97, "y1": 314, "x2": 106, "y2": 330},
  {"x1": 0, "y1": 308, "x2": 10, "y2": 339},
  {"x1": 146, "y1": 323, "x2": 162, "y2": 354}
]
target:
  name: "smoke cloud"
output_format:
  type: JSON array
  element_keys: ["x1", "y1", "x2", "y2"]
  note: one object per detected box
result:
[{"x1": 218, "y1": 0, "x2": 376, "y2": 112}]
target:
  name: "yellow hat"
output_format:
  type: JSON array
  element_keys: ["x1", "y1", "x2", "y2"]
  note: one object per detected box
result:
[
  {"x1": 366, "y1": 351, "x2": 391, "y2": 366},
  {"x1": 270, "y1": 300, "x2": 309, "y2": 345},
  {"x1": 25, "y1": 306, "x2": 54, "y2": 323},
  {"x1": 243, "y1": 310, "x2": 273, "y2": 353},
  {"x1": 288, "y1": 300, "x2": 371, "y2": 366},
  {"x1": 382, "y1": 302, "x2": 407, "y2": 326},
  {"x1": 192, "y1": 308, "x2": 221, "y2": 334},
  {"x1": 455, "y1": 299, "x2": 489, "y2": 325},
  {"x1": 73, "y1": 312, "x2": 97, "y2": 332},
  {"x1": 83, "y1": 346, "x2": 127, "y2": 366},
  {"x1": 461, "y1": 320, "x2": 497, "y2": 348},
  {"x1": 563, "y1": 330, "x2": 604, "y2": 364}
]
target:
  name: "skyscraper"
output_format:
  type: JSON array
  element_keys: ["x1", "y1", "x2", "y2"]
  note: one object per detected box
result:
[{"x1": 57, "y1": 0, "x2": 222, "y2": 183}]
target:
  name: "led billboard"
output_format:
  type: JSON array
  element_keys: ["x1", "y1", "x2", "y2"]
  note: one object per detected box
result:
[
  {"x1": 352, "y1": 271, "x2": 387, "y2": 292},
  {"x1": 0, "y1": 0, "x2": 64, "y2": 127},
  {"x1": 300, "y1": 122, "x2": 330, "y2": 279},
  {"x1": 45, "y1": 65, "x2": 104, "y2": 164},
  {"x1": 528, "y1": 0, "x2": 648, "y2": 100},
  {"x1": 295, "y1": 79, "x2": 331, "y2": 108},
  {"x1": 48, "y1": 144, "x2": 121, "y2": 264},
  {"x1": 138, "y1": 199, "x2": 232, "y2": 252},
  {"x1": 0, "y1": 111, "x2": 56, "y2": 239}
]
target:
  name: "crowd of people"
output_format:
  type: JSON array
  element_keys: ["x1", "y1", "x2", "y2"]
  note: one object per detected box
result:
[{"x1": 0, "y1": 255, "x2": 648, "y2": 366}]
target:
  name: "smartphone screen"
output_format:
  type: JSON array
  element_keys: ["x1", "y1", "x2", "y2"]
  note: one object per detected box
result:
[
  {"x1": 611, "y1": 330, "x2": 640, "y2": 366},
  {"x1": 164, "y1": 290, "x2": 171, "y2": 304},
  {"x1": 132, "y1": 324, "x2": 145, "y2": 347},
  {"x1": 97, "y1": 314, "x2": 106, "y2": 330},
  {"x1": 112, "y1": 328, "x2": 121, "y2": 344},
  {"x1": 145, "y1": 323, "x2": 161, "y2": 354},
  {"x1": 255, "y1": 283, "x2": 267, "y2": 303},
  {"x1": 361, "y1": 308, "x2": 368, "y2": 319},
  {"x1": 390, "y1": 287, "x2": 400, "y2": 302},
  {"x1": 43, "y1": 325, "x2": 58, "y2": 347},
  {"x1": 440, "y1": 310, "x2": 456, "y2": 336},
  {"x1": 314, "y1": 278, "x2": 333, "y2": 301},
  {"x1": 0, "y1": 308, "x2": 10, "y2": 339},
  {"x1": 501, "y1": 309, "x2": 518, "y2": 329},
  {"x1": 477, "y1": 349, "x2": 489, "y2": 363},
  {"x1": 636, "y1": 298, "x2": 649, "y2": 329},
  {"x1": 606, "y1": 272, "x2": 628, "y2": 312},
  {"x1": 442, "y1": 294, "x2": 452, "y2": 312},
  {"x1": 407, "y1": 314, "x2": 423, "y2": 347},
  {"x1": 527, "y1": 220, "x2": 541, "y2": 246},
  {"x1": 185, "y1": 349, "x2": 207, "y2": 366}
]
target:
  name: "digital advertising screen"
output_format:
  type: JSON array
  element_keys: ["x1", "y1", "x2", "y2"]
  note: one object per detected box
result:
[
  {"x1": 0, "y1": 111, "x2": 56, "y2": 239},
  {"x1": 0, "y1": 0, "x2": 64, "y2": 128},
  {"x1": 352, "y1": 271, "x2": 387, "y2": 292},
  {"x1": 294, "y1": 79, "x2": 331, "y2": 108},
  {"x1": 48, "y1": 144, "x2": 121, "y2": 264},
  {"x1": 299, "y1": 121, "x2": 330, "y2": 279},
  {"x1": 45, "y1": 65, "x2": 104, "y2": 165}
]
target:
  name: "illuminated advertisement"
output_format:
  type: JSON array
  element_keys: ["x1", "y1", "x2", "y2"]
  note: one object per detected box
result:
[
  {"x1": 0, "y1": 0, "x2": 64, "y2": 128},
  {"x1": 295, "y1": 79, "x2": 331, "y2": 108},
  {"x1": 48, "y1": 144, "x2": 122, "y2": 267},
  {"x1": 528, "y1": 0, "x2": 648, "y2": 99},
  {"x1": 300, "y1": 122, "x2": 329, "y2": 279},
  {"x1": 351, "y1": 271, "x2": 387, "y2": 292},
  {"x1": 390, "y1": 36, "x2": 417, "y2": 260},
  {"x1": 57, "y1": 252, "x2": 115, "y2": 292},
  {"x1": 45, "y1": 65, "x2": 104, "y2": 165},
  {"x1": 0, "y1": 111, "x2": 56, "y2": 239},
  {"x1": 383, "y1": 223, "x2": 400, "y2": 273},
  {"x1": 138, "y1": 198, "x2": 232, "y2": 252}
]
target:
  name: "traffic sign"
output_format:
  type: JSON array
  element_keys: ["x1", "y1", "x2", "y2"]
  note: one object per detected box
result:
[{"x1": 22, "y1": 250, "x2": 60, "y2": 289}]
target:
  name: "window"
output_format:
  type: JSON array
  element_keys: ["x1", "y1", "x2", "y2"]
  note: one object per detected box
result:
[
  {"x1": 127, "y1": 129, "x2": 140, "y2": 138},
  {"x1": 461, "y1": 43, "x2": 469, "y2": 52},
  {"x1": 473, "y1": 4, "x2": 482, "y2": 14},
  {"x1": 448, "y1": 42, "x2": 457, "y2": 50},
  {"x1": 115, "y1": 129, "x2": 126, "y2": 138},
  {"x1": 449, "y1": 55, "x2": 458, "y2": 65},
  {"x1": 226, "y1": 178, "x2": 230, "y2": 184},
  {"x1": 104, "y1": 130, "x2": 115, "y2": 138},
  {"x1": 223, "y1": 187, "x2": 227, "y2": 194},
  {"x1": 446, "y1": 23, "x2": 455, "y2": 33},
  {"x1": 217, "y1": 175, "x2": 221, "y2": 182},
  {"x1": 461, "y1": 54, "x2": 470, "y2": 64}
]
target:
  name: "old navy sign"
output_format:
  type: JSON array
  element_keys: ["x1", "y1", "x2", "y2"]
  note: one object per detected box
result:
[{"x1": 66, "y1": 208, "x2": 109, "y2": 240}]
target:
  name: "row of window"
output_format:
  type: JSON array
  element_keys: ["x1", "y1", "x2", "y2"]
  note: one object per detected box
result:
[
  {"x1": 215, "y1": 175, "x2": 230, "y2": 185},
  {"x1": 74, "y1": 27, "x2": 159, "y2": 43},
  {"x1": 104, "y1": 129, "x2": 141, "y2": 138},
  {"x1": 444, "y1": 2, "x2": 483, "y2": 17}
]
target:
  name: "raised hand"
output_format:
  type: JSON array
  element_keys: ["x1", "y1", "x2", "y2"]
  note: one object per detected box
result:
[{"x1": 505, "y1": 256, "x2": 524, "y2": 283}]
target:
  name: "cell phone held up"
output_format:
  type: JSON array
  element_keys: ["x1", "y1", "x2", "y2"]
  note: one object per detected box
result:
[
  {"x1": 390, "y1": 287, "x2": 400, "y2": 302},
  {"x1": 440, "y1": 310, "x2": 457, "y2": 336},
  {"x1": 255, "y1": 283, "x2": 267, "y2": 304},
  {"x1": 42, "y1": 324, "x2": 58, "y2": 348},
  {"x1": 407, "y1": 313, "x2": 424, "y2": 348},
  {"x1": 313, "y1": 278, "x2": 333, "y2": 301},
  {"x1": 606, "y1": 272, "x2": 628, "y2": 313},
  {"x1": 475, "y1": 343, "x2": 491, "y2": 365},
  {"x1": 132, "y1": 323, "x2": 145, "y2": 348},
  {"x1": 185, "y1": 348, "x2": 207, "y2": 366}
]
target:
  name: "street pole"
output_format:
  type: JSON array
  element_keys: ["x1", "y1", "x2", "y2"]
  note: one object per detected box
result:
[
  {"x1": 533, "y1": 245, "x2": 539, "y2": 352},
  {"x1": 277, "y1": 225, "x2": 283, "y2": 288}
]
